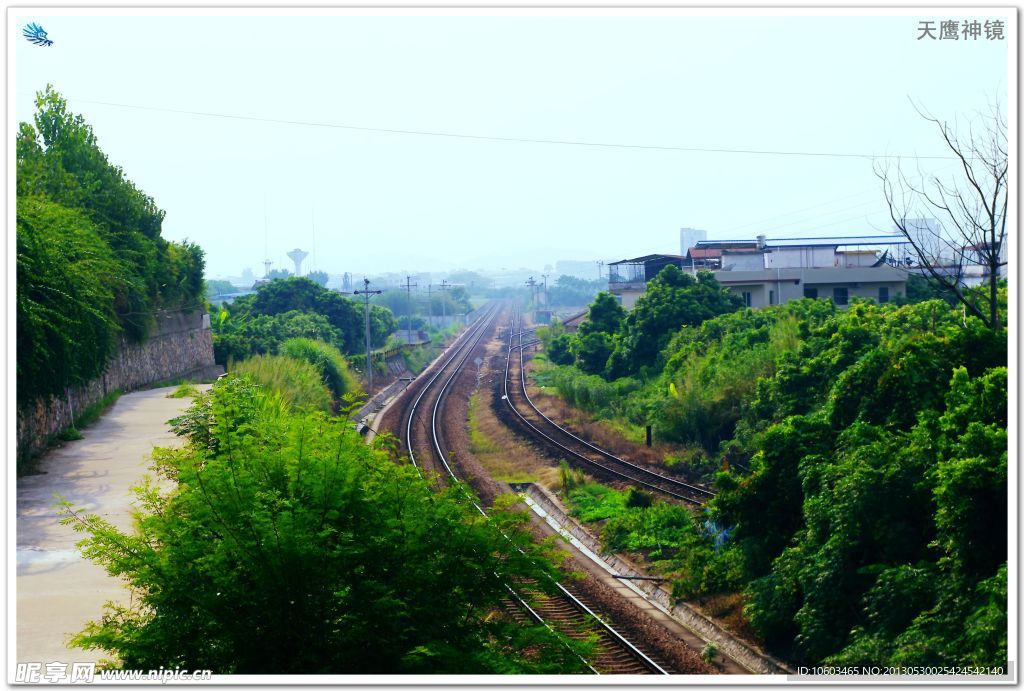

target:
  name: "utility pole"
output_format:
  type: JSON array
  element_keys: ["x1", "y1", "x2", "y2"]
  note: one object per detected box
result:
[
  {"x1": 541, "y1": 274, "x2": 549, "y2": 308},
  {"x1": 439, "y1": 279, "x2": 451, "y2": 325},
  {"x1": 525, "y1": 276, "x2": 538, "y2": 322},
  {"x1": 596, "y1": 260, "x2": 605, "y2": 280},
  {"x1": 426, "y1": 284, "x2": 433, "y2": 328},
  {"x1": 402, "y1": 275, "x2": 418, "y2": 344},
  {"x1": 354, "y1": 278, "x2": 382, "y2": 392}
]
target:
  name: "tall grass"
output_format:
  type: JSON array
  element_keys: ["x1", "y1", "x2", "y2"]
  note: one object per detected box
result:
[
  {"x1": 532, "y1": 363, "x2": 640, "y2": 417},
  {"x1": 232, "y1": 355, "x2": 332, "y2": 414},
  {"x1": 279, "y1": 338, "x2": 359, "y2": 406},
  {"x1": 662, "y1": 315, "x2": 801, "y2": 450}
]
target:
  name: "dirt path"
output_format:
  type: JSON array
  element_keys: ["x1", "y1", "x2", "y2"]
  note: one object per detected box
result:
[{"x1": 15, "y1": 386, "x2": 206, "y2": 665}]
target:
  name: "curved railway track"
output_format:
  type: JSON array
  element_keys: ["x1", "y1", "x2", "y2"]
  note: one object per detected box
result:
[
  {"x1": 392, "y1": 301, "x2": 670, "y2": 675},
  {"x1": 503, "y1": 310, "x2": 715, "y2": 506}
]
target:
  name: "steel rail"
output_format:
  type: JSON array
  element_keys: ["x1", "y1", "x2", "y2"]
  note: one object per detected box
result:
[
  {"x1": 405, "y1": 302, "x2": 667, "y2": 675},
  {"x1": 399, "y1": 302, "x2": 599, "y2": 673},
  {"x1": 403, "y1": 303, "x2": 499, "y2": 471},
  {"x1": 516, "y1": 323, "x2": 714, "y2": 500},
  {"x1": 501, "y1": 311, "x2": 712, "y2": 505}
]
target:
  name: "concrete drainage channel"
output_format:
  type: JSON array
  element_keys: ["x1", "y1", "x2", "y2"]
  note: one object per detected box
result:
[{"x1": 514, "y1": 482, "x2": 794, "y2": 676}]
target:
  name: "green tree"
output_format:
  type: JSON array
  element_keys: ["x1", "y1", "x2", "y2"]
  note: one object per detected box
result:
[
  {"x1": 212, "y1": 310, "x2": 342, "y2": 366},
  {"x1": 18, "y1": 86, "x2": 205, "y2": 342},
  {"x1": 16, "y1": 197, "x2": 124, "y2": 405},
  {"x1": 306, "y1": 270, "x2": 329, "y2": 286},
  {"x1": 547, "y1": 334, "x2": 575, "y2": 366},
  {"x1": 572, "y1": 331, "x2": 615, "y2": 376},
  {"x1": 578, "y1": 292, "x2": 625, "y2": 337},
  {"x1": 59, "y1": 377, "x2": 590, "y2": 673},
  {"x1": 548, "y1": 276, "x2": 605, "y2": 307},
  {"x1": 607, "y1": 268, "x2": 742, "y2": 378},
  {"x1": 448, "y1": 270, "x2": 493, "y2": 292},
  {"x1": 230, "y1": 277, "x2": 396, "y2": 354},
  {"x1": 16, "y1": 87, "x2": 206, "y2": 416}
]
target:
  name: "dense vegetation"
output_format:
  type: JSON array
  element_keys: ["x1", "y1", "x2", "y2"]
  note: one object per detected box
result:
[
  {"x1": 60, "y1": 376, "x2": 590, "y2": 673},
  {"x1": 376, "y1": 284, "x2": 473, "y2": 328},
  {"x1": 212, "y1": 276, "x2": 396, "y2": 366},
  {"x1": 539, "y1": 267, "x2": 742, "y2": 381},
  {"x1": 538, "y1": 283, "x2": 1007, "y2": 668},
  {"x1": 231, "y1": 354, "x2": 334, "y2": 414},
  {"x1": 17, "y1": 86, "x2": 205, "y2": 406},
  {"x1": 205, "y1": 279, "x2": 239, "y2": 302},
  {"x1": 546, "y1": 275, "x2": 606, "y2": 307}
]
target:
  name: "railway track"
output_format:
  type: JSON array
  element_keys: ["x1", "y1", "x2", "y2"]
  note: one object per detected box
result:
[
  {"x1": 502, "y1": 310, "x2": 715, "y2": 506},
  {"x1": 391, "y1": 301, "x2": 670, "y2": 675}
]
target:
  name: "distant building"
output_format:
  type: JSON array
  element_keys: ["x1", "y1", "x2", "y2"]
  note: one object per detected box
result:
[
  {"x1": 894, "y1": 218, "x2": 1007, "y2": 288},
  {"x1": 609, "y1": 235, "x2": 912, "y2": 309},
  {"x1": 679, "y1": 227, "x2": 708, "y2": 256}
]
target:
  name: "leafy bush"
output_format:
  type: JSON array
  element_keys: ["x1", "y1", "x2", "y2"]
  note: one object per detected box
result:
[
  {"x1": 59, "y1": 376, "x2": 590, "y2": 673},
  {"x1": 166, "y1": 383, "x2": 200, "y2": 399},
  {"x1": 16, "y1": 197, "x2": 123, "y2": 405},
  {"x1": 532, "y1": 363, "x2": 640, "y2": 418},
  {"x1": 213, "y1": 309, "x2": 342, "y2": 366},
  {"x1": 701, "y1": 642, "x2": 718, "y2": 665},
  {"x1": 222, "y1": 277, "x2": 396, "y2": 358},
  {"x1": 544, "y1": 289, "x2": 1007, "y2": 667},
  {"x1": 606, "y1": 268, "x2": 743, "y2": 378},
  {"x1": 566, "y1": 483, "x2": 628, "y2": 523},
  {"x1": 279, "y1": 338, "x2": 359, "y2": 406},
  {"x1": 711, "y1": 302, "x2": 1008, "y2": 666},
  {"x1": 17, "y1": 87, "x2": 205, "y2": 408},
  {"x1": 557, "y1": 460, "x2": 587, "y2": 494},
  {"x1": 231, "y1": 355, "x2": 332, "y2": 413}
]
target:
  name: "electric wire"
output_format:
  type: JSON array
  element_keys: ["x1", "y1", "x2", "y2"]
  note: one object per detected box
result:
[{"x1": 76, "y1": 98, "x2": 961, "y2": 161}]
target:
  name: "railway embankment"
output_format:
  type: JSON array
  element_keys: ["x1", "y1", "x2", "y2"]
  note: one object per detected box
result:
[{"x1": 520, "y1": 482, "x2": 793, "y2": 675}]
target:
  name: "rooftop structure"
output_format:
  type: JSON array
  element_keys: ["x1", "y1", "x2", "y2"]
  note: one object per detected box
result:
[{"x1": 609, "y1": 235, "x2": 913, "y2": 309}]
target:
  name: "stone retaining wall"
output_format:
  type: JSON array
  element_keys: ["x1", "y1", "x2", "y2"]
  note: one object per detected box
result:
[
  {"x1": 524, "y1": 483, "x2": 793, "y2": 675},
  {"x1": 17, "y1": 310, "x2": 223, "y2": 464}
]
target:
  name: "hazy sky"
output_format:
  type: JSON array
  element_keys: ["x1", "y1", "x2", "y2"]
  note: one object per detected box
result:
[{"x1": 13, "y1": 9, "x2": 1011, "y2": 279}]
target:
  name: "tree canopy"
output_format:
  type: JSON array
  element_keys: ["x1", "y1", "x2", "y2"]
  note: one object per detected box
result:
[
  {"x1": 215, "y1": 277, "x2": 397, "y2": 365},
  {"x1": 535, "y1": 289, "x2": 1007, "y2": 668},
  {"x1": 60, "y1": 377, "x2": 590, "y2": 673},
  {"x1": 16, "y1": 86, "x2": 206, "y2": 407},
  {"x1": 606, "y1": 268, "x2": 743, "y2": 378}
]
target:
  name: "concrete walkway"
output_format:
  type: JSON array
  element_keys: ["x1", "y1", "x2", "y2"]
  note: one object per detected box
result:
[{"x1": 16, "y1": 386, "x2": 205, "y2": 665}]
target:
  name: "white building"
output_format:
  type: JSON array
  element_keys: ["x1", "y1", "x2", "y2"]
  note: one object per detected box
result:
[
  {"x1": 679, "y1": 227, "x2": 708, "y2": 256},
  {"x1": 609, "y1": 235, "x2": 913, "y2": 309}
]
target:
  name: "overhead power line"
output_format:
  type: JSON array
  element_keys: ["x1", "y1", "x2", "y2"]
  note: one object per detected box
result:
[{"x1": 77, "y1": 98, "x2": 960, "y2": 161}]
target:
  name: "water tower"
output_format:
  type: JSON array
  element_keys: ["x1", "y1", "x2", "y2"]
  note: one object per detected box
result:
[{"x1": 287, "y1": 248, "x2": 309, "y2": 276}]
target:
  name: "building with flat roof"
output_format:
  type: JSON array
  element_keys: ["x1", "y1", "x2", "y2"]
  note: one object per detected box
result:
[
  {"x1": 607, "y1": 254, "x2": 689, "y2": 308},
  {"x1": 609, "y1": 235, "x2": 912, "y2": 309},
  {"x1": 679, "y1": 227, "x2": 708, "y2": 256}
]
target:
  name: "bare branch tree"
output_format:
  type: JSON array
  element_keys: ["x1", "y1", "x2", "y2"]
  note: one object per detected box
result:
[{"x1": 875, "y1": 100, "x2": 1007, "y2": 329}]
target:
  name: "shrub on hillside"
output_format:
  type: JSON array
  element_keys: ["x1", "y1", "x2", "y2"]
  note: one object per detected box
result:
[
  {"x1": 232, "y1": 355, "x2": 332, "y2": 414},
  {"x1": 59, "y1": 376, "x2": 591, "y2": 673},
  {"x1": 16, "y1": 197, "x2": 123, "y2": 405},
  {"x1": 279, "y1": 338, "x2": 360, "y2": 406}
]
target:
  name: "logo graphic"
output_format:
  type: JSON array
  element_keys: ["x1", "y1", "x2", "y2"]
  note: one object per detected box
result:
[{"x1": 23, "y1": 22, "x2": 53, "y2": 47}]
